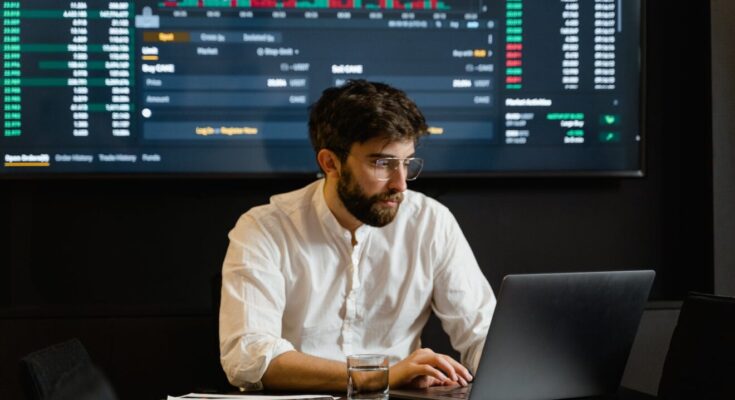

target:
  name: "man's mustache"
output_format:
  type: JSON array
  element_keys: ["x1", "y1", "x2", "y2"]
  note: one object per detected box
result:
[{"x1": 376, "y1": 192, "x2": 404, "y2": 202}]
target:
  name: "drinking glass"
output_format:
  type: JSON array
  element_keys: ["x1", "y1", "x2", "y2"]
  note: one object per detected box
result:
[{"x1": 347, "y1": 354, "x2": 389, "y2": 400}]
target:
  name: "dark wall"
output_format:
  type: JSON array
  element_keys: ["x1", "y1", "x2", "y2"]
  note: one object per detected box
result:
[
  {"x1": 0, "y1": 0, "x2": 715, "y2": 398},
  {"x1": 711, "y1": 0, "x2": 735, "y2": 297}
]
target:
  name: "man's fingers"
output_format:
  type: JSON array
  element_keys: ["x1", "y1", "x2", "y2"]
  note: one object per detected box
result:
[
  {"x1": 419, "y1": 364, "x2": 449, "y2": 383},
  {"x1": 411, "y1": 375, "x2": 445, "y2": 389},
  {"x1": 431, "y1": 356, "x2": 459, "y2": 382},
  {"x1": 409, "y1": 375, "x2": 432, "y2": 389},
  {"x1": 424, "y1": 353, "x2": 468, "y2": 383},
  {"x1": 399, "y1": 349, "x2": 473, "y2": 388},
  {"x1": 442, "y1": 355, "x2": 472, "y2": 381}
]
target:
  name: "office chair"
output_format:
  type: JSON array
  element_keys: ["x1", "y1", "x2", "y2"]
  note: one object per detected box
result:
[
  {"x1": 20, "y1": 338, "x2": 117, "y2": 400},
  {"x1": 657, "y1": 292, "x2": 735, "y2": 400}
]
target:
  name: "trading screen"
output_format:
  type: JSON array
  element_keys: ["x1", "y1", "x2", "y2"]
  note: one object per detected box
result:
[{"x1": 0, "y1": 0, "x2": 641, "y2": 175}]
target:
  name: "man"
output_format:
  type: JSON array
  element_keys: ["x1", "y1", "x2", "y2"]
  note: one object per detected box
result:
[{"x1": 219, "y1": 80, "x2": 496, "y2": 392}]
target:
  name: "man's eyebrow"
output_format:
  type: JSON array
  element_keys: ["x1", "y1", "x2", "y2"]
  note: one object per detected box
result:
[{"x1": 366, "y1": 152, "x2": 416, "y2": 159}]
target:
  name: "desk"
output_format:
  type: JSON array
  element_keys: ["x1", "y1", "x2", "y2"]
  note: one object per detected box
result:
[
  {"x1": 387, "y1": 388, "x2": 655, "y2": 400},
  {"x1": 577, "y1": 387, "x2": 657, "y2": 399},
  {"x1": 197, "y1": 386, "x2": 656, "y2": 400},
  {"x1": 388, "y1": 385, "x2": 656, "y2": 400}
]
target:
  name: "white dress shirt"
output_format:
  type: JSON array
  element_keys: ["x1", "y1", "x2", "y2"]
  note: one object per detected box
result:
[{"x1": 219, "y1": 179, "x2": 496, "y2": 387}]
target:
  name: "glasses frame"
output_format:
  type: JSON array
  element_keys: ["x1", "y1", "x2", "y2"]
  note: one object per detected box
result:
[{"x1": 370, "y1": 157, "x2": 425, "y2": 182}]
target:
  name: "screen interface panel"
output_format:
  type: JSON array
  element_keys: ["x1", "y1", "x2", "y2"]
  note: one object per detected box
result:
[{"x1": 0, "y1": 0, "x2": 641, "y2": 175}]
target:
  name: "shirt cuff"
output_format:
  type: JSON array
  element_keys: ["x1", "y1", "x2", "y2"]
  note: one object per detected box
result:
[{"x1": 224, "y1": 336, "x2": 296, "y2": 387}]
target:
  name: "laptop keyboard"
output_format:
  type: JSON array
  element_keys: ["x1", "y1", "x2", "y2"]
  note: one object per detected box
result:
[{"x1": 423, "y1": 384, "x2": 470, "y2": 398}]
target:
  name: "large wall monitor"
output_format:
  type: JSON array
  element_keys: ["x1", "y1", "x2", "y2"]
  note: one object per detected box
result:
[{"x1": 0, "y1": 0, "x2": 642, "y2": 176}]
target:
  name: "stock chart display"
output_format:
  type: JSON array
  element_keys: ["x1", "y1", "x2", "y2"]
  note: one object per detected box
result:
[{"x1": 0, "y1": 0, "x2": 642, "y2": 175}]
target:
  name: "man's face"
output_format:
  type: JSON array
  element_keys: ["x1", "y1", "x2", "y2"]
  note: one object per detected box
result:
[{"x1": 336, "y1": 138, "x2": 415, "y2": 227}]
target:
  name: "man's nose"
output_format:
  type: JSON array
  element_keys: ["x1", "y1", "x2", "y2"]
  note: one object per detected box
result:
[{"x1": 387, "y1": 165, "x2": 408, "y2": 193}]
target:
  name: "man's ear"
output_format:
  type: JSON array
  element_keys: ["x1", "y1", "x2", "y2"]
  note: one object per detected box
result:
[{"x1": 317, "y1": 149, "x2": 341, "y2": 177}]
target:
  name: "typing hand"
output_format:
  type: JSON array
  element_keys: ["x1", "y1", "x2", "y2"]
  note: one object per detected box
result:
[{"x1": 389, "y1": 348, "x2": 473, "y2": 389}]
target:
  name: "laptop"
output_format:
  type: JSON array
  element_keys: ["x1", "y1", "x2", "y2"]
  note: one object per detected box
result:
[{"x1": 391, "y1": 270, "x2": 655, "y2": 400}]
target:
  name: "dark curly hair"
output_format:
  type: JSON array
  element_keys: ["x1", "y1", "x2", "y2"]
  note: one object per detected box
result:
[{"x1": 308, "y1": 80, "x2": 428, "y2": 165}]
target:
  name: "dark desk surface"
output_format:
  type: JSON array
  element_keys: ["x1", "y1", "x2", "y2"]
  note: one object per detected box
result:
[
  {"x1": 576, "y1": 387, "x2": 657, "y2": 399},
  {"x1": 325, "y1": 387, "x2": 655, "y2": 400},
  {"x1": 206, "y1": 386, "x2": 656, "y2": 400}
]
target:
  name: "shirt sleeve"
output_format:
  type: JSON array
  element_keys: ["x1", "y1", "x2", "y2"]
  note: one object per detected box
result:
[
  {"x1": 431, "y1": 209, "x2": 496, "y2": 373},
  {"x1": 219, "y1": 212, "x2": 296, "y2": 387}
]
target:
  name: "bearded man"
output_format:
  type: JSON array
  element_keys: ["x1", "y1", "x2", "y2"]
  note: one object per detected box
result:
[{"x1": 219, "y1": 80, "x2": 496, "y2": 392}]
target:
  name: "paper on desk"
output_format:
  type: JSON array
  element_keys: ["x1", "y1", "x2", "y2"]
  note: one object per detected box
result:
[{"x1": 167, "y1": 394, "x2": 338, "y2": 400}]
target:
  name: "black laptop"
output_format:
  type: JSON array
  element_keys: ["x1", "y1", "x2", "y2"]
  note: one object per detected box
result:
[{"x1": 391, "y1": 270, "x2": 655, "y2": 400}]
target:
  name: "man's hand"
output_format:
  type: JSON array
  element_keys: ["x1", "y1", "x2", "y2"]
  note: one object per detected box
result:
[{"x1": 389, "y1": 348, "x2": 473, "y2": 389}]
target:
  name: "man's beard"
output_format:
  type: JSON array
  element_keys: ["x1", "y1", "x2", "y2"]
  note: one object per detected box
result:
[{"x1": 337, "y1": 165, "x2": 403, "y2": 227}]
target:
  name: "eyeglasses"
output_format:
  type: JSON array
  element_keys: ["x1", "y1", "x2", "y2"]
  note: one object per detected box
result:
[{"x1": 371, "y1": 157, "x2": 424, "y2": 181}]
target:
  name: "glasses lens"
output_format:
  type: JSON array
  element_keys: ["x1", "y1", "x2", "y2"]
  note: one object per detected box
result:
[
  {"x1": 373, "y1": 158, "x2": 424, "y2": 181},
  {"x1": 374, "y1": 159, "x2": 391, "y2": 181},
  {"x1": 405, "y1": 158, "x2": 424, "y2": 181}
]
